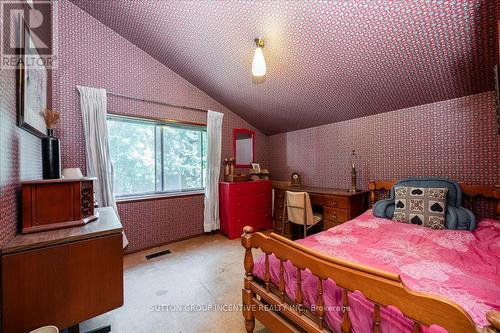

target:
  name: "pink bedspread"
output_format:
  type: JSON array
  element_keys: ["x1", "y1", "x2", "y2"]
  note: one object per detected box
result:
[{"x1": 253, "y1": 210, "x2": 500, "y2": 332}]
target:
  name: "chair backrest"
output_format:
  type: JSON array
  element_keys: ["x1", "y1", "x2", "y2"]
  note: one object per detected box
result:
[
  {"x1": 286, "y1": 191, "x2": 314, "y2": 226},
  {"x1": 29, "y1": 326, "x2": 59, "y2": 333}
]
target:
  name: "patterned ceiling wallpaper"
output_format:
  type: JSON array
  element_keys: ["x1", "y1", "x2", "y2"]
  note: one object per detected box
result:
[
  {"x1": 269, "y1": 91, "x2": 500, "y2": 217},
  {"x1": 69, "y1": 0, "x2": 497, "y2": 135},
  {"x1": 53, "y1": 0, "x2": 269, "y2": 252}
]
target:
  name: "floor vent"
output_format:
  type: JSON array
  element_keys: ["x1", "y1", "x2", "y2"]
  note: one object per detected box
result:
[{"x1": 145, "y1": 249, "x2": 172, "y2": 260}]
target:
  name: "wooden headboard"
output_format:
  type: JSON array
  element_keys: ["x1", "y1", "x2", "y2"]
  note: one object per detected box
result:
[{"x1": 368, "y1": 180, "x2": 500, "y2": 219}]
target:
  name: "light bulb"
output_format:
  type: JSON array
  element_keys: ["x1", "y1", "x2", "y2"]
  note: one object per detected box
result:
[{"x1": 252, "y1": 46, "x2": 266, "y2": 77}]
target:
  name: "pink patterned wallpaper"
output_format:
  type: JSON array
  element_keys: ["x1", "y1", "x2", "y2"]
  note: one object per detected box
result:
[
  {"x1": 269, "y1": 92, "x2": 499, "y2": 216},
  {"x1": 52, "y1": 0, "x2": 268, "y2": 252},
  {"x1": 69, "y1": 0, "x2": 497, "y2": 134},
  {"x1": 0, "y1": 16, "x2": 42, "y2": 248}
]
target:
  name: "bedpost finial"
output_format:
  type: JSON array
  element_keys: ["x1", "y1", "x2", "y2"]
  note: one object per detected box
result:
[
  {"x1": 241, "y1": 226, "x2": 254, "y2": 249},
  {"x1": 369, "y1": 180, "x2": 376, "y2": 208},
  {"x1": 243, "y1": 226, "x2": 254, "y2": 234}
]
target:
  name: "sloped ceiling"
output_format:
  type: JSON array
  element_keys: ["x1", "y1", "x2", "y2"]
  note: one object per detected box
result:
[{"x1": 69, "y1": 0, "x2": 497, "y2": 135}]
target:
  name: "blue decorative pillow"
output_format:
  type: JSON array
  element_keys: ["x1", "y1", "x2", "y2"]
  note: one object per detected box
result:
[{"x1": 373, "y1": 178, "x2": 476, "y2": 231}]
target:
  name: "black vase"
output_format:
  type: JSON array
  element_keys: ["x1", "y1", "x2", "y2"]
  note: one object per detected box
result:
[{"x1": 41, "y1": 129, "x2": 61, "y2": 179}]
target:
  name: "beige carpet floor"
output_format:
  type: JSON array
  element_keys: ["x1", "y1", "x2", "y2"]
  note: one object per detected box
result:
[{"x1": 80, "y1": 234, "x2": 270, "y2": 333}]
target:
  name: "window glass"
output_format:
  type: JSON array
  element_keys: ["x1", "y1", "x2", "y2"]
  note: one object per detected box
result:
[
  {"x1": 162, "y1": 126, "x2": 203, "y2": 191},
  {"x1": 108, "y1": 119, "x2": 156, "y2": 196},
  {"x1": 107, "y1": 115, "x2": 206, "y2": 198}
]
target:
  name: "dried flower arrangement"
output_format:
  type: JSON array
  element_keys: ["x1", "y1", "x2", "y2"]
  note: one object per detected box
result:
[{"x1": 41, "y1": 108, "x2": 61, "y2": 130}]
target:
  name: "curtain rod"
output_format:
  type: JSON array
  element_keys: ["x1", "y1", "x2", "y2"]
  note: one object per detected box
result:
[{"x1": 76, "y1": 88, "x2": 208, "y2": 113}]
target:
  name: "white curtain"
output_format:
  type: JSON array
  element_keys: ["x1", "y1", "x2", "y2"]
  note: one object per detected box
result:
[
  {"x1": 77, "y1": 86, "x2": 117, "y2": 214},
  {"x1": 204, "y1": 110, "x2": 224, "y2": 232}
]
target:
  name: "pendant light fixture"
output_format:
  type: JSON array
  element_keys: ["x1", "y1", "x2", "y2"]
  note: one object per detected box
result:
[{"x1": 252, "y1": 37, "x2": 266, "y2": 77}]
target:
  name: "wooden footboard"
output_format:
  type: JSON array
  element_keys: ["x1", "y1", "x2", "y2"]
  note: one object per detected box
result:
[{"x1": 241, "y1": 227, "x2": 500, "y2": 333}]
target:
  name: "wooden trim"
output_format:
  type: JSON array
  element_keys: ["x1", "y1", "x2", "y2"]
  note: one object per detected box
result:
[
  {"x1": 251, "y1": 284, "x2": 322, "y2": 332},
  {"x1": 251, "y1": 296, "x2": 302, "y2": 333},
  {"x1": 3, "y1": 207, "x2": 121, "y2": 255},
  {"x1": 116, "y1": 191, "x2": 204, "y2": 204},
  {"x1": 22, "y1": 177, "x2": 97, "y2": 185},
  {"x1": 108, "y1": 112, "x2": 206, "y2": 128}
]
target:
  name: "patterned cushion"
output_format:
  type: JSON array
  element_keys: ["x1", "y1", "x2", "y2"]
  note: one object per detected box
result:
[{"x1": 392, "y1": 186, "x2": 448, "y2": 230}]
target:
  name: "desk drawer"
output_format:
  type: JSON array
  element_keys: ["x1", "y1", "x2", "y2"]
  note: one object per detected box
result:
[
  {"x1": 311, "y1": 195, "x2": 349, "y2": 209},
  {"x1": 273, "y1": 207, "x2": 284, "y2": 222},
  {"x1": 273, "y1": 219, "x2": 283, "y2": 234},
  {"x1": 274, "y1": 196, "x2": 284, "y2": 211},
  {"x1": 274, "y1": 189, "x2": 285, "y2": 208},
  {"x1": 324, "y1": 220, "x2": 344, "y2": 230},
  {"x1": 233, "y1": 209, "x2": 271, "y2": 228},
  {"x1": 323, "y1": 207, "x2": 349, "y2": 223},
  {"x1": 230, "y1": 193, "x2": 270, "y2": 212}
]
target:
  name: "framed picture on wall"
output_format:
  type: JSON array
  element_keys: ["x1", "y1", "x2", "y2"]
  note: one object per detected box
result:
[
  {"x1": 251, "y1": 163, "x2": 261, "y2": 173},
  {"x1": 17, "y1": 22, "x2": 48, "y2": 138}
]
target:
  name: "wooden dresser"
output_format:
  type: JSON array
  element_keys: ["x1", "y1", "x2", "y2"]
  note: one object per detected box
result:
[
  {"x1": 2, "y1": 207, "x2": 124, "y2": 333},
  {"x1": 272, "y1": 184, "x2": 369, "y2": 234},
  {"x1": 219, "y1": 180, "x2": 273, "y2": 239}
]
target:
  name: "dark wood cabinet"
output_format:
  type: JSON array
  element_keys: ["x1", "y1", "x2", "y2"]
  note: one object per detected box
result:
[{"x1": 2, "y1": 207, "x2": 124, "y2": 333}]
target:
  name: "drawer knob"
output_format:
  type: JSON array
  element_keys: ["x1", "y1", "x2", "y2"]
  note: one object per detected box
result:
[
  {"x1": 332, "y1": 213, "x2": 337, "y2": 220},
  {"x1": 332, "y1": 201, "x2": 337, "y2": 207}
]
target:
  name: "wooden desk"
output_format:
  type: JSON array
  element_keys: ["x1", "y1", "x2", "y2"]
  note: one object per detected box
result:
[
  {"x1": 2, "y1": 207, "x2": 124, "y2": 333},
  {"x1": 272, "y1": 183, "x2": 369, "y2": 234}
]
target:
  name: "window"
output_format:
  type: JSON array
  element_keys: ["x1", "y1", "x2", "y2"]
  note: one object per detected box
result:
[{"x1": 107, "y1": 115, "x2": 207, "y2": 198}]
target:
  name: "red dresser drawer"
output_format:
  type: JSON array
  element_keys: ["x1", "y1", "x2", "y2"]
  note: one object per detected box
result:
[
  {"x1": 222, "y1": 209, "x2": 271, "y2": 240},
  {"x1": 229, "y1": 193, "x2": 271, "y2": 213},
  {"x1": 233, "y1": 209, "x2": 271, "y2": 228},
  {"x1": 230, "y1": 181, "x2": 272, "y2": 196},
  {"x1": 219, "y1": 180, "x2": 273, "y2": 240}
]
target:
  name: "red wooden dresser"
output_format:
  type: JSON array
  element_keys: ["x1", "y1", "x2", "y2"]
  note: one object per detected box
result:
[{"x1": 219, "y1": 180, "x2": 272, "y2": 239}]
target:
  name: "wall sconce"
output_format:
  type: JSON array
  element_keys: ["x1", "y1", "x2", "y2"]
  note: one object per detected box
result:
[{"x1": 252, "y1": 37, "x2": 266, "y2": 77}]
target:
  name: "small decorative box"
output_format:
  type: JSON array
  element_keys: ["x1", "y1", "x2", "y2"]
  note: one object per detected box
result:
[{"x1": 21, "y1": 177, "x2": 99, "y2": 234}]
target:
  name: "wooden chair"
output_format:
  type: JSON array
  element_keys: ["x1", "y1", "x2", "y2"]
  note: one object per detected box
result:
[
  {"x1": 29, "y1": 326, "x2": 59, "y2": 333},
  {"x1": 282, "y1": 191, "x2": 323, "y2": 238}
]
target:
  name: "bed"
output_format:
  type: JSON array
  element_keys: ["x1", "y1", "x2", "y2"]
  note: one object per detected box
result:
[{"x1": 241, "y1": 180, "x2": 500, "y2": 333}]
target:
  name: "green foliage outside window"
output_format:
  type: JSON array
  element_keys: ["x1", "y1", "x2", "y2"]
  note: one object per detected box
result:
[{"x1": 107, "y1": 115, "x2": 207, "y2": 197}]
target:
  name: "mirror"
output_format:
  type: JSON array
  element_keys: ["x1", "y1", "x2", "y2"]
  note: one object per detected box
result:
[{"x1": 233, "y1": 128, "x2": 255, "y2": 168}]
